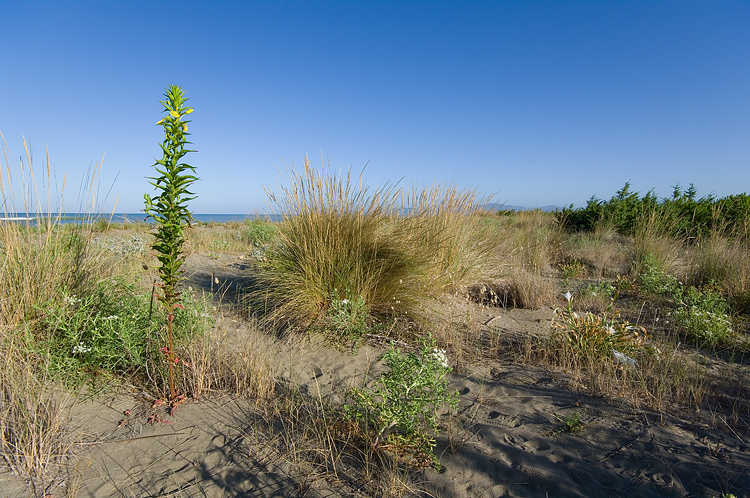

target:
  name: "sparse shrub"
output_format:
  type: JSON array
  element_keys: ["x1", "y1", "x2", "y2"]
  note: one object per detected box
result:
[
  {"x1": 673, "y1": 285, "x2": 732, "y2": 347},
  {"x1": 241, "y1": 218, "x2": 278, "y2": 247},
  {"x1": 345, "y1": 334, "x2": 458, "y2": 468}
]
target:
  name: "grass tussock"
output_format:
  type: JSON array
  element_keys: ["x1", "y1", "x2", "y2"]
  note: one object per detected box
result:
[
  {"x1": 254, "y1": 157, "x2": 493, "y2": 340},
  {"x1": 689, "y1": 229, "x2": 750, "y2": 313},
  {"x1": 0, "y1": 342, "x2": 75, "y2": 490},
  {"x1": 176, "y1": 319, "x2": 276, "y2": 401},
  {"x1": 629, "y1": 210, "x2": 687, "y2": 280}
]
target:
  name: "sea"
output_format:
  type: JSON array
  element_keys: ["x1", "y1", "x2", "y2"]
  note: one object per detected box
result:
[{"x1": 0, "y1": 213, "x2": 276, "y2": 225}]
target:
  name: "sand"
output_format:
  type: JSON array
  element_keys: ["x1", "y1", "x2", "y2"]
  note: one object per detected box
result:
[{"x1": 2, "y1": 251, "x2": 748, "y2": 498}]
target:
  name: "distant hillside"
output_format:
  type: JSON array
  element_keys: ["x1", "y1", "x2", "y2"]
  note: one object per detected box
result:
[{"x1": 479, "y1": 203, "x2": 561, "y2": 213}]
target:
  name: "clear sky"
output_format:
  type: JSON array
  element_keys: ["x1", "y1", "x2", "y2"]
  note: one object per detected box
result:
[{"x1": 1, "y1": 1, "x2": 748, "y2": 214}]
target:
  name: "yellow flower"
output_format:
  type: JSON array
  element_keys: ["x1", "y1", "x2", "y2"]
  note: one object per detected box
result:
[
  {"x1": 183, "y1": 124, "x2": 188, "y2": 132},
  {"x1": 170, "y1": 110, "x2": 180, "y2": 118},
  {"x1": 185, "y1": 108, "x2": 194, "y2": 115},
  {"x1": 156, "y1": 118, "x2": 165, "y2": 125}
]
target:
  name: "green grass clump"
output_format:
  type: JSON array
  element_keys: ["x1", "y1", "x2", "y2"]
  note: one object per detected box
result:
[{"x1": 240, "y1": 218, "x2": 278, "y2": 247}]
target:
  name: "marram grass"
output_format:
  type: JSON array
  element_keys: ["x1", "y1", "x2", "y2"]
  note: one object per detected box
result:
[{"x1": 254, "y1": 157, "x2": 493, "y2": 341}]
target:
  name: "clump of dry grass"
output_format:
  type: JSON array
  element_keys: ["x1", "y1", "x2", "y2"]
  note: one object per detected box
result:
[
  {"x1": 629, "y1": 211, "x2": 687, "y2": 280},
  {"x1": 0, "y1": 133, "x2": 118, "y2": 332},
  {"x1": 563, "y1": 224, "x2": 631, "y2": 278},
  {"x1": 401, "y1": 183, "x2": 494, "y2": 292},
  {"x1": 254, "y1": 157, "x2": 493, "y2": 340},
  {"x1": 176, "y1": 318, "x2": 276, "y2": 401},
  {"x1": 689, "y1": 229, "x2": 750, "y2": 313},
  {"x1": 494, "y1": 209, "x2": 565, "y2": 274},
  {"x1": 0, "y1": 342, "x2": 75, "y2": 493}
]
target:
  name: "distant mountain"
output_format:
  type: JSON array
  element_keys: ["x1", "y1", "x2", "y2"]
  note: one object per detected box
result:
[{"x1": 478, "y1": 202, "x2": 562, "y2": 213}]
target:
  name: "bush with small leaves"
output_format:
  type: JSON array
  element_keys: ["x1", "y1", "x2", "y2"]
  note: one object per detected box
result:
[{"x1": 345, "y1": 334, "x2": 458, "y2": 468}]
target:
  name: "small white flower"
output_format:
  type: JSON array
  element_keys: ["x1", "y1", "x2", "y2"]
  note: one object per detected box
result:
[
  {"x1": 562, "y1": 291, "x2": 572, "y2": 303},
  {"x1": 64, "y1": 295, "x2": 81, "y2": 306},
  {"x1": 340, "y1": 299, "x2": 350, "y2": 305},
  {"x1": 103, "y1": 315, "x2": 118, "y2": 320},
  {"x1": 431, "y1": 348, "x2": 449, "y2": 368},
  {"x1": 606, "y1": 326, "x2": 616, "y2": 335},
  {"x1": 72, "y1": 342, "x2": 92, "y2": 354}
]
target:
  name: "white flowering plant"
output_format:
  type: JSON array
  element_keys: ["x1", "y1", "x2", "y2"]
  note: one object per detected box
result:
[
  {"x1": 552, "y1": 291, "x2": 657, "y2": 366},
  {"x1": 38, "y1": 283, "x2": 212, "y2": 387},
  {"x1": 324, "y1": 288, "x2": 369, "y2": 349},
  {"x1": 345, "y1": 334, "x2": 458, "y2": 468}
]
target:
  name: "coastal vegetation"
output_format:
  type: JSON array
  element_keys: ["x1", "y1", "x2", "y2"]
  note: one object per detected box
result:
[{"x1": 0, "y1": 127, "x2": 748, "y2": 495}]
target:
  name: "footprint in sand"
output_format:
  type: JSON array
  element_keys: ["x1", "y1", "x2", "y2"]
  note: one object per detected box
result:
[
  {"x1": 487, "y1": 410, "x2": 522, "y2": 428},
  {"x1": 523, "y1": 439, "x2": 551, "y2": 453}
]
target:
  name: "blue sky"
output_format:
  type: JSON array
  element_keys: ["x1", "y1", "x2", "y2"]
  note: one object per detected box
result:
[{"x1": 1, "y1": 1, "x2": 748, "y2": 214}]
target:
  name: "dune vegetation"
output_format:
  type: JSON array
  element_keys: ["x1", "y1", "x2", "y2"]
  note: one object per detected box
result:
[{"x1": 1, "y1": 124, "x2": 749, "y2": 495}]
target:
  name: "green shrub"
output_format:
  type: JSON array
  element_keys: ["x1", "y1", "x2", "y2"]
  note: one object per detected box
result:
[
  {"x1": 36, "y1": 280, "x2": 212, "y2": 388},
  {"x1": 673, "y1": 307, "x2": 732, "y2": 347},
  {"x1": 673, "y1": 285, "x2": 732, "y2": 347},
  {"x1": 577, "y1": 281, "x2": 618, "y2": 301},
  {"x1": 638, "y1": 255, "x2": 733, "y2": 347},
  {"x1": 638, "y1": 254, "x2": 682, "y2": 296},
  {"x1": 241, "y1": 219, "x2": 278, "y2": 247},
  {"x1": 345, "y1": 334, "x2": 457, "y2": 468}
]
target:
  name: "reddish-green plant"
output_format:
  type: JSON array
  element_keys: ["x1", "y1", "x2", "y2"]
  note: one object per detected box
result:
[{"x1": 144, "y1": 85, "x2": 197, "y2": 399}]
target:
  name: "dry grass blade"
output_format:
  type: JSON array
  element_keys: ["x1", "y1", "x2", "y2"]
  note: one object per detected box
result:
[{"x1": 0, "y1": 343, "x2": 75, "y2": 489}]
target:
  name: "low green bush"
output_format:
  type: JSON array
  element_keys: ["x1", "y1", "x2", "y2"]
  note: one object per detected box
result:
[
  {"x1": 638, "y1": 254, "x2": 682, "y2": 297},
  {"x1": 673, "y1": 285, "x2": 732, "y2": 347},
  {"x1": 37, "y1": 281, "x2": 212, "y2": 388},
  {"x1": 241, "y1": 219, "x2": 278, "y2": 247},
  {"x1": 345, "y1": 334, "x2": 457, "y2": 468}
]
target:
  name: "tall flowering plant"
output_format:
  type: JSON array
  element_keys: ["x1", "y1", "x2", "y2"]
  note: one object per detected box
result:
[{"x1": 144, "y1": 85, "x2": 197, "y2": 400}]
